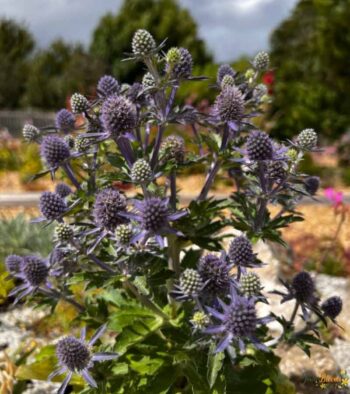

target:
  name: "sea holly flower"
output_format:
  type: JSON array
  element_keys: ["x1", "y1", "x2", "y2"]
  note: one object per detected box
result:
[
  {"x1": 214, "y1": 86, "x2": 244, "y2": 125},
  {"x1": 5, "y1": 254, "x2": 23, "y2": 274},
  {"x1": 295, "y1": 128, "x2": 318, "y2": 150},
  {"x1": 39, "y1": 191, "x2": 67, "y2": 221},
  {"x1": 8, "y1": 255, "x2": 50, "y2": 303},
  {"x1": 253, "y1": 51, "x2": 270, "y2": 71},
  {"x1": 49, "y1": 324, "x2": 118, "y2": 394},
  {"x1": 228, "y1": 235, "x2": 260, "y2": 279},
  {"x1": 122, "y1": 197, "x2": 187, "y2": 247},
  {"x1": 40, "y1": 136, "x2": 71, "y2": 169},
  {"x1": 205, "y1": 287, "x2": 272, "y2": 353},
  {"x1": 172, "y1": 268, "x2": 204, "y2": 301},
  {"x1": 55, "y1": 223, "x2": 74, "y2": 243},
  {"x1": 22, "y1": 124, "x2": 40, "y2": 143},
  {"x1": 216, "y1": 64, "x2": 236, "y2": 85},
  {"x1": 132, "y1": 29, "x2": 156, "y2": 57},
  {"x1": 169, "y1": 47, "x2": 193, "y2": 80},
  {"x1": 55, "y1": 109, "x2": 75, "y2": 134},
  {"x1": 321, "y1": 296, "x2": 343, "y2": 321},
  {"x1": 55, "y1": 183, "x2": 72, "y2": 198},
  {"x1": 70, "y1": 93, "x2": 89, "y2": 114},
  {"x1": 97, "y1": 75, "x2": 119, "y2": 98},
  {"x1": 304, "y1": 176, "x2": 320, "y2": 196}
]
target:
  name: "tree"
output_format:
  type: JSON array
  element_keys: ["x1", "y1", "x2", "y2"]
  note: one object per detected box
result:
[
  {"x1": 268, "y1": 0, "x2": 350, "y2": 141},
  {"x1": 23, "y1": 40, "x2": 104, "y2": 109},
  {"x1": 0, "y1": 19, "x2": 34, "y2": 108},
  {"x1": 90, "y1": 0, "x2": 212, "y2": 82}
]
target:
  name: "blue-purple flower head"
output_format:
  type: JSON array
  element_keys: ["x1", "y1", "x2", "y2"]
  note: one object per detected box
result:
[
  {"x1": 304, "y1": 176, "x2": 320, "y2": 196},
  {"x1": 93, "y1": 188, "x2": 127, "y2": 232},
  {"x1": 214, "y1": 86, "x2": 244, "y2": 123},
  {"x1": 205, "y1": 288, "x2": 271, "y2": 353},
  {"x1": 55, "y1": 183, "x2": 72, "y2": 198},
  {"x1": 40, "y1": 135, "x2": 70, "y2": 169},
  {"x1": 321, "y1": 296, "x2": 342, "y2": 320},
  {"x1": 97, "y1": 75, "x2": 119, "y2": 98},
  {"x1": 50, "y1": 324, "x2": 118, "y2": 393},
  {"x1": 169, "y1": 47, "x2": 193, "y2": 79},
  {"x1": 246, "y1": 131, "x2": 273, "y2": 161},
  {"x1": 5, "y1": 254, "x2": 23, "y2": 273},
  {"x1": 198, "y1": 254, "x2": 231, "y2": 298},
  {"x1": 228, "y1": 236, "x2": 258, "y2": 276},
  {"x1": 39, "y1": 191, "x2": 67, "y2": 221},
  {"x1": 9, "y1": 255, "x2": 50, "y2": 304},
  {"x1": 55, "y1": 109, "x2": 75, "y2": 133},
  {"x1": 101, "y1": 94, "x2": 137, "y2": 138},
  {"x1": 217, "y1": 64, "x2": 235, "y2": 85},
  {"x1": 125, "y1": 197, "x2": 186, "y2": 247}
]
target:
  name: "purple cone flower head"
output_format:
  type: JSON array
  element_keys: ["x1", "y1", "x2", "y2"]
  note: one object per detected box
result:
[
  {"x1": 321, "y1": 296, "x2": 343, "y2": 320},
  {"x1": 49, "y1": 324, "x2": 118, "y2": 394},
  {"x1": 40, "y1": 135, "x2": 70, "y2": 169},
  {"x1": 246, "y1": 131, "x2": 273, "y2": 161},
  {"x1": 228, "y1": 235, "x2": 259, "y2": 279},
  {"x1": 172, "y1": 268, "x2": 204, "y2": 301},
  {"x1": 101, "y1": 94, "x2": 137, "y2": 138},
  {"x1": 205, "y1": 287, "x2": 271, "y2": 353},
  {"x1": 39, "y1": 192, "x2": 67, "y2": 221},
  {"x1": 217, "y1": 64, "x2": 235, "y2": 85},
  {"x1": 214, "y1": 86, "x2": 244, "y2": 123},
  {"x1": 55, "y1": 109, "x2": 75, "y2": 133},
  {"x1": 5, "y1": 254, "x2": 24, "y2": 273},
  {"x1": 124, "y1": 197, "x2": 187, "y2": 247},
  {"x1": 198, "y1": 254, "x2": 232, "y2": 298},
  {"x1": 97, "y1": 75, "x2": 119, "y2": 98},
  {"x1": 8, "y1": 255, "x2": 50, "y2": 304},
  {"x1": 93, "y1": 188, "x2": 127, "y2": 232},
  {"x1": 55, "y1": 183, "x2": 72, "y2": 198},
  {"x1": 169, "y1": 47, "x2": 193, "y2": 79}
]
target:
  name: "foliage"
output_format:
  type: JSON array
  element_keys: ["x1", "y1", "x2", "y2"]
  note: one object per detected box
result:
[
  {"x1": 0, "y1": 18, "x2": 34, "y2": 108},
  {"x1": 90, "y1": 0, "x2": 212, "y2": 82},
  {"x1": 6, "y1": 31, "x2": 343, "y2": 394},
  {"x1": 269, "y1": 0, "x2": 350, "y2": 141}
]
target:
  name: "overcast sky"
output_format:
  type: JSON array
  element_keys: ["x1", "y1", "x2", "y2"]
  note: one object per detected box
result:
[{"x1": 0, "y1": 0, "x2": 298, "y2": 62}]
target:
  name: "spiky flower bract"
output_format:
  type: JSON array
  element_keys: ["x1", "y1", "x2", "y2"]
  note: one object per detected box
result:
[
  {"x1": 217, "y1": 64, "x2": 235, "y2": 85},
  {"x1": 215, "y1": 86, "x2": 244, "y2": 123},
  {"x1": 40, "y1": 135, "x2": 70, "y2": 168},
  {"x1": 159, "y1": 135, "x2": 185, "y2": 164},
  {"x1": 70, "y1": 93, "x2": 88, "y2": 114},
  {"x1": 93, "y1": 188, "x2": 127, "y2": 232},
  {"x1": 55, "y1": 109, "x2": 75, "y2": 133},
  {"x1": 101, "y1": 95, "x2": 137, "y2": 138},
  {"x1": 39, "y1": 192, "x2": 67, "y2": 220},
  {"x1": 132, "y1": 29, "x2": 156, "y2": 56},
  {"x1": 131, "y1": 159, "x2": 152, "y2": 183},
  {"x1": 321, "y1": 296, "x2": 342, "y2": 320},
  {"x1": 50, "y1": 325, "x2": 118, "y2": 393},
  {"x1": 5, "y1": 254, "x2": 23, "y2": 273},
  {"x1": 22, "y1": 124, "x2": 40, "y2": 143},
  {"x1": 246, "y1": 130, "x2": 273, "y2": 161},
  {"x1": 97, "y1": 75, "x2": 119, "y2": 98},
  {"x1": 55, "y1": 183, "x2": 72, "y2": 198},
  {"x1": 198, "y1": 254, "x2": 231, "y2": 297},
  {"x1": 205, "y1": 288, "x2": 270, "y2": 353},
  {"x1": 304, "y1": 176, "x2": 320, "y2": 195},
  {"x1": 170, "y1": 48, "x2": 193, "y2": 79},
  {"x1": 253, "y1": 51, "x2": 270, "y2": 71},
  {"x1": 296, "y1": 128, "x2": 318, "y2": 150}
]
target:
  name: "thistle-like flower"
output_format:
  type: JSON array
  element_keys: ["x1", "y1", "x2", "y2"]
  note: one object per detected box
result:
[
  {"x1": 159, "y1": 135, "x2": 185, "y2": 164},
  {"x1": 115, "y1": 224, "x2": 133, "y2": 246},
  {"x1": 74, "y1": 135, "x2": 91, "y2": 152},
  {"x1": 221, "y1": 74, "x2": 235, "y2": 90},
  {"x1": 304, "y1": 176, "x2": 320, "y2": 195},
  {"x1": 214, "y1": 86, "x2": 244, "y2": 123},
  {"x1": 97, "y1": 75, "x2": 119, "y2": 98},
  {"x1": 124, "y1": 197, "x2": 186, "y2": 247},
  {"x1": 55, "y1": 183, "x2": 72, "y2": 198},
  {"x1": 55, "y1": 109, "x2": 75, "y2": 133},
  {"x1": 8, "y1": 255, "x2": 50, "y2": 303},
  {"x1": 205, "y1": 288, "x2": 271, "y2": 353},
  {"x1": 217, "y1": 64, "x2": 235, "y2": 85},
  {"x1": 267, "y1": 161, "x2": 286, "y2": 181},
  {"x1": 246, "y1": 130, "x2": 273, "y2": 161},
  {"x1": 169, "y1": 47, "x2": 193, "y2": 79},
  {"x1": 253, "y1": 51, "x2": 270, "y2": 71},
  {"x1": 39, "y1": 192, "x2": 67, "y2": 221},
  {"x1": 40, "y1": 135, "x2": 70, "y2": 169},
  {"x1": 295, "y1": 128, "x2": 318, "y2": 150},
  {"x1": 70, "y1": 93, "x2": 89, "y2": 114},
  {"x1": 166, "y1": 47, "x2": 181, "y2": 67},
  {"x1": 198, "y1": 254, "x2": 232, "y2": 298},
  {"x1": 22, "y1": 124, "x2": 40, "y2": 143},
  {"x1": 142, "y1": 72, "x2": 156, "y2": 89},
  {"x1": 228, "y1": 236, "x2": 258, "y2": 278},
  {"x1": 131, "y1": 159, "x2": 152, "y2": 183},
  {"x1": 240, "y1": 272, "x2": 262, "y2": 297},
  {"x1": 321, "y1": 296, "x2": 343, "y2": 320},
  {"x1": 132, "y1": 29, "x2": 156, "y2": 56},
  {"x1": 5, "y1": 254, "x2": 23, "y2": 273},
  {"x1": 55, "y1": 223, "x2": 74, "y2": 243},
  {"x1": 93, "y1": 188, "x2": 127, "y2": 232},
  {"x1": 172, "y1": 268, "x2": 204, "y2": 301},
  {"x1": 49, "y1": 325, "x2": 118, "y2": 393},
  {"x1": 190, "y1": 311, "x2": 210, "y2": 330},
  {"x1": 101, "y1": 95, "x2": 137, "y2": 138}
]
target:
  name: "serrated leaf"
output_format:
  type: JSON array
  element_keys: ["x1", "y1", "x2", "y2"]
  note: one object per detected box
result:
[{"x1": 207, "y1": 346, "x2": 225, "y2": 388}]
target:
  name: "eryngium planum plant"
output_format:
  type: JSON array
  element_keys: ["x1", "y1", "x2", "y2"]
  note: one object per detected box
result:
[{"x1": 8, "y1": 31, "x2": 342, "y2": 393}]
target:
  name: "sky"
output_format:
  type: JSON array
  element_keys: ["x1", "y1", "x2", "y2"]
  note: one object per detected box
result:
[{"x1": 0, "y1": 0, "x2": 298, "y2": 62}]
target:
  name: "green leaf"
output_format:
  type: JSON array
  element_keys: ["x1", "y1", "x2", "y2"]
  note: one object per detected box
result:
[
  {"x1": 129, "y1": 356, "x2": 165, "y2": 375},
  {"x1": 207, "y1": 345, "x2": 225, "y2": 388}
]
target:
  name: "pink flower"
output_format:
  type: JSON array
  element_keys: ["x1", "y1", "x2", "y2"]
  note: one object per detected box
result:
[{"x1": 324, "y1": 187, "x2": 343, "y2": 206}]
